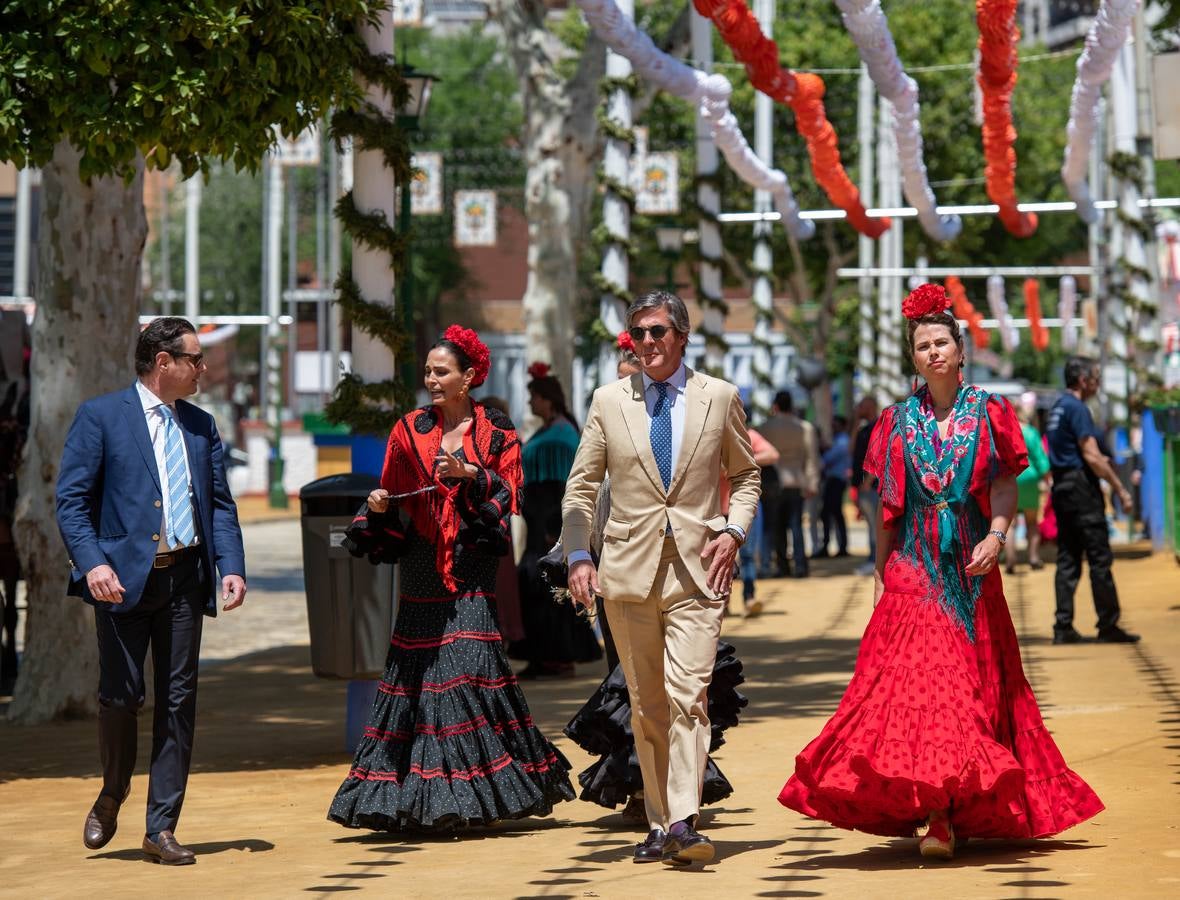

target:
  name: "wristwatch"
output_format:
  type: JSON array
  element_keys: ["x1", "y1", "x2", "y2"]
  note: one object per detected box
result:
[
  {"x1": 988, "y1": 529, "x2": 1008, "y2": 545},
  {"x1": 723, "y1": 525, "x2": 746, "y2": 546}
]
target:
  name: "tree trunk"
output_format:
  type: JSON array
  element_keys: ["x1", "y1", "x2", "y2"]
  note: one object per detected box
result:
[
  {"x1": 10, "y1": 142, "x2": 146, "y2": 724},
  {"x1": 489, "y1": 0, "x2": 603, "y2": 408}
]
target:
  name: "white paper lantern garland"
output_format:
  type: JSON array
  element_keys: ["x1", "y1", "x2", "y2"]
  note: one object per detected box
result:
[
  {"x1": 1061, "y1": 0, "x2": 1141, "y2": 223},
  {"x1": 575, "y1": 0, "x2": 815, "y2": 240},
  {"x1": 834, "y1": 0, "x2": 961, "y2": 242},
  {"x1": 1059, "y1": 275, "x2": 1079, "y2": 351},
  {"x1": 987, "y1": 275, "x2": 1020, "y2": 354}
]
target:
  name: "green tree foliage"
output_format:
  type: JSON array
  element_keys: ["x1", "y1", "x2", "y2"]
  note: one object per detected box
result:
[{"x1": 0, "y1": 0, "x2": 379, "y2": 178}]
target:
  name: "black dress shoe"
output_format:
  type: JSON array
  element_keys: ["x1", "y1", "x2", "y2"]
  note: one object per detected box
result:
[
  {"x1": 142, "y1": 831, "x2": 196, "y2": 865},
  {"x1": 662, "y1": 820, "x2": 715, "y2": 866},
  {"x1": 634, "y1": 828, "x2": 667, "y2": 863},
  {"x1": 1097, "y1": 626, "x2": 1141, "y2": 644},
  {"x1": 83, "y1": 794, "x2": 123, "y2": 850},
  {"x1": 1052, "y1": 628, "x2": 1084, "y2": 645}
]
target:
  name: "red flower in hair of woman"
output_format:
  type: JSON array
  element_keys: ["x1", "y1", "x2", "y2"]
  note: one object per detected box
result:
[
  {"x1": 616, "y1": 331, "x2": 635, "y2": 353},
  {"x1": 902, "y1": 283, "x2": 952, "y2": 320},
  {"x1": 527, "y1": 361, "x2": 551, "y2": 380},
  {"x1": 443, "y1": 324, "x2": 491, "y2": 386}
]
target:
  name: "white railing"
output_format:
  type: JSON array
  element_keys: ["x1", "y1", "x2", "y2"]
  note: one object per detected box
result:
[{"x1": 481, "y1": 333, "x2": 796, "y2": 427}]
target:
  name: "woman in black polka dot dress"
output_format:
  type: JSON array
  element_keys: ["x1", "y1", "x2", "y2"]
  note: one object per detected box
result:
[{"x1": 328, "y1": 326, "x2": 575, "y2": 832}]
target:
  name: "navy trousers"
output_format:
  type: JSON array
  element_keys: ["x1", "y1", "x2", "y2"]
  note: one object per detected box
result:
[{"x1": 94, "y1": 551, "x2": 207, "y2": 835}]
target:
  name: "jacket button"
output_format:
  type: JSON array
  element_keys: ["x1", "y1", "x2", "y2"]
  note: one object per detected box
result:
[
  {"x1": 154, "y1": 499, "x2": 162, "y2": 508},
  {"x1": 152, "y1": 533, "x2": 160, "y2": 541},
  {"x1": 659, "y1": 528, "x2": 665, "y2": 537}
]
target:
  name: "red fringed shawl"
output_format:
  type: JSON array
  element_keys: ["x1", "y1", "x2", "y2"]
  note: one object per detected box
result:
[{"x1": 380, "y1": 402, "x2": 522, "y2": 591}]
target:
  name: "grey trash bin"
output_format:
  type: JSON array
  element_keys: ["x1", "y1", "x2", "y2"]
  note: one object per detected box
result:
[{"x1": 299, "y1": 473, "x2": 396, "y2": 680}]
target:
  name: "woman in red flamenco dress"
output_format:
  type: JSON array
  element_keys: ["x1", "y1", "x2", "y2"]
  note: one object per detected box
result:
[{"x1": 778, "y1": 285, "x2": 1103, "y2": 860}]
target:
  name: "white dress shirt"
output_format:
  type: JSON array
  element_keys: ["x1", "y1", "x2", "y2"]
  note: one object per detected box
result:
[{"x1": 136, "y1": 380, "x2": 198, "y2": 554}]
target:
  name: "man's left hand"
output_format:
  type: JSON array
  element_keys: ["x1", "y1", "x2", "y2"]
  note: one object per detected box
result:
[
  {"x1": 222, "y1": 574, "x2": 248, "y2": 611},
  {"x1": 701, "y1": 532, "x2": 739, "y2": 596}
]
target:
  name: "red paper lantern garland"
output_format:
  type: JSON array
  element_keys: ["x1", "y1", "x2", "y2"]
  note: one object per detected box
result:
[
  {"x1": 1024, "y1": 279, "x2": 1049, "y2": 351},
  {"x1": 693, "y1": 0, "x2": 889, "y2": 239},
  {"x1": 945, "y1": 276, "x2": 990, "y2": 350},
  {"x1": 976, "y1": 0, "x2": 1037, "y2": 238}
]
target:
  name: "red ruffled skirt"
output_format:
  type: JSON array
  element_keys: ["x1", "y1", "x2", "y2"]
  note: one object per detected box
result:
[{"x1": 778, "y1": 554, "x2": 1104, "y2": 838}]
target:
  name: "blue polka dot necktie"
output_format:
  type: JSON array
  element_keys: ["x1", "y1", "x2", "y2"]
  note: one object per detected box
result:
[
  {"x1": 160, "y1": 406, "x2": 196, "y2": 548},
  {"x1": 650, "y1": 382, "x2": 673, "y2": 489}
]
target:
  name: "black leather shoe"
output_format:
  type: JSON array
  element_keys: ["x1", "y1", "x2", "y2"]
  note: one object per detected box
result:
[
  {"x1": 662, "y1": 820, "x2": 715, "y2": 866},
  {"x1": 83, "y1": 794, "x2": 123, "y2": 850},
  {"x1": 1052, "y1": 628, "x2": 1083, "y2": 645},
  {"x1": 142, "y1": 831, "x2": 196, "y2": 865},
  {"x1": 1097, "y1": 626, "x2": 1141, "y2": 644},
  {"x1": 633, "y1": 828, "x2": 667, "y2": 863}
]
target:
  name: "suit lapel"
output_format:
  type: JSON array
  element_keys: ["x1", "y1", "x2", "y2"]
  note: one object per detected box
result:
[
  {"x1": 618, "y1": 375, "x2": 666, "y2": 495},
  {"x1": 668, "y1": 368, "x2": 711, "y2": 495},
  {"x1": 122, "y1": 384, "x2": 162, "y2": 494}
]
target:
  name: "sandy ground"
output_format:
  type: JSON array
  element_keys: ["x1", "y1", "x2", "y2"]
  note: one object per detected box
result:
[{"x1": 2, "y1": 519, "x2": 1178, "y2": 899}]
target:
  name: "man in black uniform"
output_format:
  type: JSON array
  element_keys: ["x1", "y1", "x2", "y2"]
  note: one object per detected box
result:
[{"x1": 1045, "y1": 357, "x2": 1138, "y2": 645}]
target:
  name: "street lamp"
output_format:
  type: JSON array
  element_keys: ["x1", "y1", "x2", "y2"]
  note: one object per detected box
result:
[
  {"x1": 395, "y1": 64, "x2": 438, "y2": 394},
  {"x1": 655, "y1": 224, "x2": 684, "y2": 293}
]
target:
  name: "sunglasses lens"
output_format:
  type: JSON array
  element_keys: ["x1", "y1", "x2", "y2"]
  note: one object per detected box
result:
[
  {"x1": 628, "y1": 327, "x2": 645, "y2": 342},
  {"x1": 650, "y1": 325, "x2": 667, "y2": 340}
]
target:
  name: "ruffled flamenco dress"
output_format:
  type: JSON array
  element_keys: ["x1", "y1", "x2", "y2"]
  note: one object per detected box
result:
[
  {"x1": 328, "y1": 403, "x2": 576, "y2": 831},
  {"x1": 564, "y1": 642, "x2": 748, "y2": 809},
  {"x1": 778, "y1": 386, "x2": 1104, "y2": 839}
]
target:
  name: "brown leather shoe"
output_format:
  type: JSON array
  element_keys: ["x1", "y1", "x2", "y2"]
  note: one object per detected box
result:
[
  {"x1": 83, "y1": 794, "x2": 122, "y2": 850},
  {"x1": 142, "y1": 831, "x2": 196, "y2": 865}
]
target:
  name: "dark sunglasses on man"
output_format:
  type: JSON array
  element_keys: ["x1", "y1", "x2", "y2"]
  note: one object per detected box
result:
[
  {"x1": 628, "y1": 324, "x2": 671, "y2": 342},
  {"x1": 172, "y1": 351, "x2": 205, "y2": 367}
]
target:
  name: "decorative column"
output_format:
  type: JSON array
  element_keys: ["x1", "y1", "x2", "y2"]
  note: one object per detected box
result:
[
  {"x1": 876, "y1": 96, "x2": 905, "y2": 403},
  {"x1": 750, "y1": 0, "x2": 775, "y2": 416},
  {"x1": 692, "y1": 9, "x2": 726, "y2": 375},
  {"x1": 595, "y1": 0, "x2": 635, "y2": 383},
  {"x1": 184, "y1": 175, "x2": 201, "y2": 323},
  {"x1": 856, "y1": 63, "x2": 877, "y2": 401}
]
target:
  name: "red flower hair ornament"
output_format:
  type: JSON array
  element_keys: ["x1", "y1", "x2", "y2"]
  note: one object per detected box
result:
[
  {"x1": 902, "y1": 283, "x2": 952, "y2": 320},
  {"x1": 526, "y1": 361, "x2": 551, "y2": 380},
  {"x1": 616, "y1": 331, "x2": 635, "y2": 354},
  {"x1": 442, "y1": 324, "x2": 491, "y2": 387}
]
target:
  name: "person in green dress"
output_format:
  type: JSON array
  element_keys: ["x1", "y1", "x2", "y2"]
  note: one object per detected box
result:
[{"x1": 1006, "y1": 393, "x2": 1051, "y2": 573}]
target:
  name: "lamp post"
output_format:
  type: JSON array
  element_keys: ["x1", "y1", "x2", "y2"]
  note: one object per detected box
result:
[
  {"x1": 395, "y1": 65, "x2": 437, "y2": 393},
  {"x1": 655, "y1": 225, "x2": 684, "y2": 294}
]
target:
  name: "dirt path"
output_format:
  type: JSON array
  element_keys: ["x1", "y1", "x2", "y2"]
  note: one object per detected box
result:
[{"x1": 3, "y1": 549, "x2": 1178, "y2": 899}]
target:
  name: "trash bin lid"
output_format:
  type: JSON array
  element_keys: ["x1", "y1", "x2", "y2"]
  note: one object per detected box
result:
[{"x1": 300, "y1": 472, "x2": 381, "y2": 516}]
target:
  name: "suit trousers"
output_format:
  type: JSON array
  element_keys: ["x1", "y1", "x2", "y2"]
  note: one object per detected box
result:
[
  {"x1": 94, "y1": 551, "x2": 207, "y2": 835},
  {"x1": 1051, "y1": 469, "x2": 1121, "y2": 634},
  {"x1": 605, "y1": 536, "x2": 725, "y2": 829},
  {"x1": 774, "y1": 487, "x2": 807, "y2": 576}
]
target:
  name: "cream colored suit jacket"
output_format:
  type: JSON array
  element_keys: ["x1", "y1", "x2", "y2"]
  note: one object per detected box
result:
[{"x1": 562, "y1": 368, "x2": 761, "y2": 603}]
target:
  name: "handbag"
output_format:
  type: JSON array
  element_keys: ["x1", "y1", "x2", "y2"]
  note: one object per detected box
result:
[{"x1": 342, "y1": 502, "x2": 409, "y2": 565}]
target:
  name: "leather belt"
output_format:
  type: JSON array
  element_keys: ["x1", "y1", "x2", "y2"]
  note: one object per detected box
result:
[{"x1": 153, "y1": 546, "x2": 199, "y2": 569}]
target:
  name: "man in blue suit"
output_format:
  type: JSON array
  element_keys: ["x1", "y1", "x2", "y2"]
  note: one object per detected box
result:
[{"x1": 57, "y1": 317, "x2": 247, "y2": 865}]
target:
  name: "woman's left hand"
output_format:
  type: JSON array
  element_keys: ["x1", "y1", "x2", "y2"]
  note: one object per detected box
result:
[
  {"x1": 435, "y1": 448, "x2": 475, "y2": 480},
  {"x1": 965, "y1": 534, "x2": 1002, "y2": 576}
]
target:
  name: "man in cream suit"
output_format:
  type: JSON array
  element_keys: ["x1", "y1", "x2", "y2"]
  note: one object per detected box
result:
[{"x1": 563, "y1": 291, "x2": 760, "y2": 867}]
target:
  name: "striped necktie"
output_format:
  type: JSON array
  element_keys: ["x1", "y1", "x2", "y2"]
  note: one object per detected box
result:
[{"x1": 159, "y1": 405, "x2": 195, "y2": 548}]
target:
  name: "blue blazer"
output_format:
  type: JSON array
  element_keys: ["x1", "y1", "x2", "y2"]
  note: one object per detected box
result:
[{"x1": 56, "y1": 383, "x2": 246, "y2": 616}]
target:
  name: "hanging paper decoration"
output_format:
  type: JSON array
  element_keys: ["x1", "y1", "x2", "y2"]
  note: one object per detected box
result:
[
  {"x1": 1061, "y1": 0, "x2": 1141, "y2": 223},
  {"x1": 574, "y1": 0, "x2": 814, "y2": 240},
  {"x1": 691, "y1": 0, "x2": 886, "y2": 239},
  {"x1": 1024, "y1": 279, "x2": 1049, "y2": 351},
  {"x1": 453, "y1": 190, "x2": 497, "y2": 246},
  {"x1": 945, "y1": 276, "x2": 990, "y2": 350},
  {"x1": 976, "y1": 0, "x2": 1037, "y2": 238},
  {"x1": 410, "y1": 152, "x2": 443, "y2": 215},
  {"x1": 1059, "y1": 275, "x2": 1078, "y2": 351},
  {"x1": 834, "y1": 0, "x2": 960, "y2": 242},
  {"x1": 987, "y1": 275, "x2": 1020, "y2": 353},
  {"x1": 636, "y1": 152, "x2": 681, "y2": 215}
]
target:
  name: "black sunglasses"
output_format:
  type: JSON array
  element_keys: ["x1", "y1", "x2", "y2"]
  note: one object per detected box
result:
[
  {"x1": 628, "y1": 324, "x2": 672, "y2": 342},
  {"x1": 172, "y1": 351, "x2": 205, "y2": 367}
]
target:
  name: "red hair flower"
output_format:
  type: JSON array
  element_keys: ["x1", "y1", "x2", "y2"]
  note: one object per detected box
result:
[
  {"x1": 527, "y1": 361, "x2": 551, "y2": 380},
  {"x1": 616, "y1": 331, "x2": 635, "y2": 354},
  {"x1": 902, "y1": 283, "x2": 952, "y2": 320},
  {"x1": 442, "y1": 324, "x2": 491, "y2": 386}
]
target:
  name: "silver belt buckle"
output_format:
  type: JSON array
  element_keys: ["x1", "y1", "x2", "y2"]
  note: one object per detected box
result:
[{"x1": 153, "y1": 553, "x2": 172, "y2": 569}]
